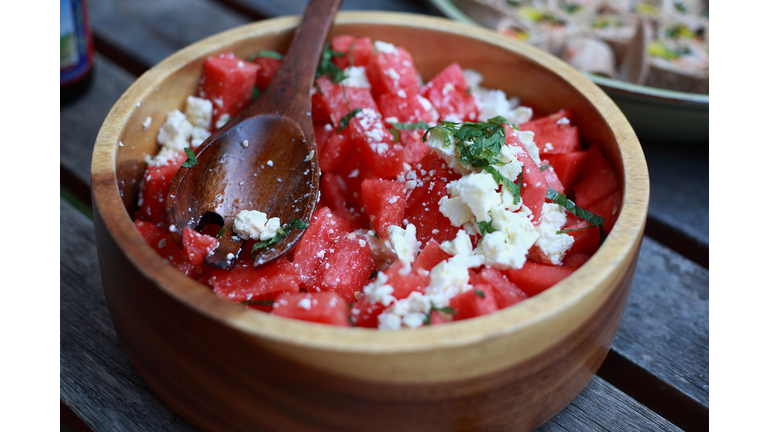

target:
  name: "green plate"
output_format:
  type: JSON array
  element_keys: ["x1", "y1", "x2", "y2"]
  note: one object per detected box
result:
[{"x1": 428, "y1": 0, "x2": 709, "y2": 144}]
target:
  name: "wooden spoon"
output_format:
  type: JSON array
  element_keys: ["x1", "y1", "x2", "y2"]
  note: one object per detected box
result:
[{"x1": 166, "y1": 0, "x2": 343, "y2": 270}]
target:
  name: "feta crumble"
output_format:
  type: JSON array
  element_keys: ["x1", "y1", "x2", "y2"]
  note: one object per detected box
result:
[{"x1": 233, "y1": 210, "x2": 281, "y2": 241}]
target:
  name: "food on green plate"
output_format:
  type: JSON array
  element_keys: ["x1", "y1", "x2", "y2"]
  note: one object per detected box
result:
[
  {"x1": 455, "y1": 0, "x2": 708, "y2": 93},
  {"x1": 132, "y1": 36, "x2": 620, "y2": 330}
]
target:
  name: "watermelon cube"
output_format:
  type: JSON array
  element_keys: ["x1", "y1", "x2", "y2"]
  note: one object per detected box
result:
[
  {"x1": 377, "y1": 85, "x2": 439, "y2": 125},
  {"x1": 315, "y1": 75, "x2": 379, "y2": 127},
  {"x1": 134, "y1": 220, "x2": 204, "y2": 279},
  {"x1": 331, "y1": 35, "x2": 374, "y2": 69},
  {"x1": 478, "y1": 267, "x2": 527, "y2": 309},
  {"x1": 272, "y1": 292, "x2": 351, "y2": 326},
  {"x1": 361, "y1": 178, "x2": 406, "y2": 240},
  {"x1": 317, "y1": 231, "x2": 375, "y2": 303},
  {"x1": 545, "y1": 151, "x2": 588, "y2": 196},
  {"x1": 519, "y1": 109, "x2": 580, "y2": 155},
  {"x1": 182, "y1": 226, "x2": 219, "y2": 266},
  {"x1": 350, "y1": 296, "x2": 386, "y2": 328},
  {"x1": 348, "y1": 109, "x2": 406, "y2": 177},
  {"x1": 318, "y1": 128, "x2": 356, "y2": 173},
  {"x1": 292, "y1": 207, "x2": 352, "y2": 289},
  {"x1": 421, "y1": 63, "x2": 479, "y2": 122},
  {"x1": 134, "y1": 150, "x2": 186, "y2": 228},
  {"x1": 573, "y1": 144, "x2": 618, "y2": 209},
  {"x1": 208, "y1": 257, "x2": 300, "y2": 302},
  {"x1": 198, "y1": 53, "x2": 259, "y2": 128},
  {"x1": 503, "y1": 261, "x2": 577, "y2": 297},
  {"x1": 251, "y1": 56, "x2": 281, "y2": 91},
  {"x1": 366, "y1": 45, "x2": 420, "y2": 96},
  {"x1": 449, "y1": 284, "x2": 499, "y2": 320},
  {"x1": 505, "y1": 125, "x2": 549, "y2": 223},
  {"x1": 413, "y1": 239, "x2": 451, "y2": 272}
]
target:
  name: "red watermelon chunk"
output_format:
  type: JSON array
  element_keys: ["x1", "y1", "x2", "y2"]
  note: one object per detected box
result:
[
  {"x1": 586, "y1": 190, "x2": 621, "y2": 235},
  {"x1": 366, "y1": 45, "x2": 419, "y2": 96},
  {"x1": 315, "y1": 75, "x2": 379, "y2": 127},
  {"x1": 338, "y1": 152, "x2": 378, "y2": 208},
  {"x1": 378, "y1": 85, "x2": 439, "y2": 125},
  {"x1": 478, "y1": 267, "x2": 527, "y2": 309},
  {"x1": 311, "y1": 90, "x2": 332, "y2": 124},
  {"x1": 381, "y1": 262, "x2": 429, "y2": 299},
  {"x1": 519, "y1": 109, "x2": 580, "y2": 155},
  {"x1": 399, "y1": 128, "x2": 430, "y2": 164},
  {"x1": 540, "y1": 160, "x2": 565, "y2": 194},
  {"x1": 198, "y1": 53, "x2": 259, "y2": 128},
  {"x1": 545, "y1": 151, "x2": 588, "y2": 196},
  {"x1": 318, "y1": 128, "x2": 356, "y2": 173},
  {"x1": 573, "y1": 144, "x2": 618, "y2": 209},
  {"x1": 413, "y1": 239, "x2": 451, "y2": 272},
  {"x1": 134, "y1": 150, "x2": 186, "y2": 228},
  {"x1": 505, "y1": 125, "x2": 549, "y2": 223},
  {"x1": 361, "y1": 178, "x2": 406, "y2": 240},
  {"x1": 319, "y1": 172, "x2": 369, "y2": 230},
  {"x1": 449, "y1": 284, "x2": 499, "y2": 320},
  {"x1": 182, "y1": 227, "x2": 219, "y2": 266},
  {"x1": 209, "y1": 257, "x2": 300, "y2": 302},
  {"x1": 503, "y1": 261, "x2": 577, "y2": 297},
  {"x1": 348, "y1": 109, "x2": 406, "y2": 177},
  {"x1": 331, "y1": 35, "x2": 374, "y2": 69},
  {"x1": 317, "y1": 231, "x2": 375, "y2": 303},
  {"x1": 251, "y1": 55, "x2": 281, "y2": 91},
  {"x1": 272, "y1": 292, "x2": 351, "y2": 326},
  {"x1": 563, "y1": 216, "x2": 601, "y2": 255},
  {"x1": 134, "y1": 220, "x2": 205, "y2": 279},
  {"x1": 562, "y1": 253, "x2": 592, "y2": 269},
  {"x1": 314, "y1": 123, "x2": 334, "y2": 155},
  {"x1": 350, "y1": 296, "x2": 386, "y2": 328},
  {"x1": 292, "y1": 207, "x2": 352, "y2": 289},
  {"x1": 422, "y1": 63, "x2": 479, "y2": 122},
  {"x1": 404, "y1": 179, "x2": 460, "y2": 246}
]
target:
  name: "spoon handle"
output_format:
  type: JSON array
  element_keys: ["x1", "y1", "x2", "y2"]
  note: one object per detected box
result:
[{"x1": 242, "y1": 0, "x2": 343, "y2": 134}]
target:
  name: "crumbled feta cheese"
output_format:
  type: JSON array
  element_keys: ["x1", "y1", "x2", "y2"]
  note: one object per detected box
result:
[
  {"x1": 444, "y1": 172, "x2": 501, "y2": 223},
  {"x1": 190, "y1": 126, "x2": 210, "y2": 149},
  {"x1": 297, "y1": 298, "x2": 312, "y2": 310},
  {"x1": 532, "y1": 203, "x2": 574, "y2": 265},
  {"x1": 304, "y1": 150, "x2": 314, "y2": 162},
  {"x1": 215, "y1": 114, "x2": 230, "y2": 130},
  {"x1": 556, "y1": 117, "x2": 570, "y2": 125},
  {"x1": 340, "y1": 66, "x2": 371, "y2": 88},
  {"x1": 233, "y1": 210, "x2": 281, "y2": 241},
  {"x1": 157, "y1": 109, "x2": 193, "y2": 151},
  {"x1": 387, "y1": 224, "x2": 419, "y2": 268},
  {"x1": 374, "y1": 40, "x2": 398, "y2": 54},
  {"x1": 363, "y1": 273, "x2": 396, "y2": 307},
  {"x1": 142, "y1": 117, "x2": 152, "y2": 130},
  {"x1": 184, "y1": 96, "x2": 213, "y2": 129},
  {"x1": 145, "y1": 146, "x2": 182, "y2": 167}
]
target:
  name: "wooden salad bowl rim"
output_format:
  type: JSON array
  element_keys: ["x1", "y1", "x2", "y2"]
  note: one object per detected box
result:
[{"x1": 92, "y1": 12, "x2": 649, "y2": 382}]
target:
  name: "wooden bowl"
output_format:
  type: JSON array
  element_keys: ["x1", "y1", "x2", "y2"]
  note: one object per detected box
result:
[{"x1": 91, "y1": 12, "x2": 649, "y2": 432}]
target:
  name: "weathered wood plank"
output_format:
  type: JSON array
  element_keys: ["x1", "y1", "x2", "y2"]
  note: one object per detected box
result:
[
  {"x1": 61, "y1": 199, "x2": 682, "y2": 431},
  {"x1": 61, "y1": 54, "x2": 135, "y2": 189},
  {"x1": 61, "y1": 200, "x2": 200, "y2": 432},
  {"x1": 88, "y1": 0, "x2": 251, "y2": 69},
  {"x1": 612, "y1": 236, "x2": 709, "y2": 408}
]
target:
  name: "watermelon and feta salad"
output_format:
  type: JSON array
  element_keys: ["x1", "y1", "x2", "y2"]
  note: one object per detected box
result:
[{"x1": 132, "y1": 36, "x2": 621, "y2": 330}]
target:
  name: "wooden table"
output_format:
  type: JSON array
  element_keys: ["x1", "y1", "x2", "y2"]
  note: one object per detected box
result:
[{"x1": 60, "y1": 0, "x2": 709, "y2": 430}]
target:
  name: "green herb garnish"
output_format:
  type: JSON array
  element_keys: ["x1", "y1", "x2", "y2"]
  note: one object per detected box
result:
[
  {"x1": 249, "y1": 50, "x2": 283, "y2": 60},
  {"x1": 539, "y1": 163, "x2": 550, "y2": 172},
  {"x1": 251, "y1": 218, "x2": 311, "y2": 257},
  {"x1": 558, "y1": 1, "x2": 582, "y2": 14},
  {"x1": 546, "y1": 188, "x2": 607, "y2": 243},
  {"x1": 423, "y1": 305, "x2": 457, "y2": 326},
  {"x1": 474, "y1": 289, "x2": 486, "y2": 298},
  {"x1": 424, "y1": 117, "x2": 523, "y2": 204},
  {"x1": 392, "y1": 121, "x2": 430, "y2": 130},
  {"x1": 239, "y1": 299, "x2": 275, "y2": 306},
  {"x1": 316, "y1": 43, "x2": 347, "y2": 84},
  {"x1": 182, "y1": 147, "x2": 197, "y2": 168},
  {"x1": 388, "y1": 128, "x2": 400, "y2": 143},
  {"x1": 477, "y1": 220, "x2": 498, "y2": 238},
  {"x1": 216, "y1": 226, "x2": 226, "y2": 239},
  {"x1": 348, "y1": 40, "x2": 355, "y2": 67},
  {"x1": 337, "y1": 108, "x2": 362, "y2": 132},
  {"x1": 252, "y1": 86, "x2": 261, "y2": 100}
]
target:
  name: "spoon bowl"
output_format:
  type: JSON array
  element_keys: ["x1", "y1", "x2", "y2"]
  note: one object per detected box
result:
[{"x1": 166, "y1": 0, "x2": 342, "y2": 270}]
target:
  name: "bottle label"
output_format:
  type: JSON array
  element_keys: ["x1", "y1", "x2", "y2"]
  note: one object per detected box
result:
[{"x1": 60, "y1": 0, "x2": 93, "y2": 86}]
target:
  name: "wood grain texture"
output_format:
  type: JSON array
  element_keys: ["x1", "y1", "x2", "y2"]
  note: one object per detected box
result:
[
  {"x1": 614, "y1": 236, "x2": 709, "y2": 407},
  {"x1": 63, "y1": 198, "x2": 680, "y2": 432},
  {"x1": 89, "y1": 13, "x2": 649, "y2": 430}
]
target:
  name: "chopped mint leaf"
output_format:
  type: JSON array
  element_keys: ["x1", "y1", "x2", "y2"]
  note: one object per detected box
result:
[
  {"x1": 423, "y1": 305, "x2": 457, "y2": 326},
  {"x1": 539, "y1": 163, "x2": 550, "y2": 172},
  {"x1": 389, "y1": 128, "x2": 400, "y2": 143},
  {"x1": 348, "y1": 40, "x2": 355, "y2": 67},
  {"x1": 474, "y1": 289, "x2": 486, "y2": 298},
  {"x1": 216, "y1": 226, "x2": 226, "y2": 239},
  {"x1": 546, "y1": 188, "x2": 607, "y2": 243},
  {"x1": 337, "y1": 108, "x2": 362, "y2": 133},
  {"x1": 252, "y1": 86, "x2": 261, "y2": 100},
  {"x1": 182, "y1": 147, "x2": 197, "y2": 168},
  {"x1": 251, "y1": 218, "x2": 310, "y2": 257},
  {"x1": 316, "y1": 43, "x2": 347, "y2": 84},
  {"x1": 424, "y1": 117, "x2": 509, "y2": 168},
  {"x1": 239, "y1": 299, "x2": 275, "y2": 306},
  {"x1": 484, "y1": 166, "x2": 522, "y2": 205},
  {"x1": 392, "y1": 121, "x2": 429, "y2": 130},
  {"x1": 249, "y1": 50, "x2": 282, "y2": 60},
  {"x1": 477, "y1": 220, "x2": 498, "y2": 237}
]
